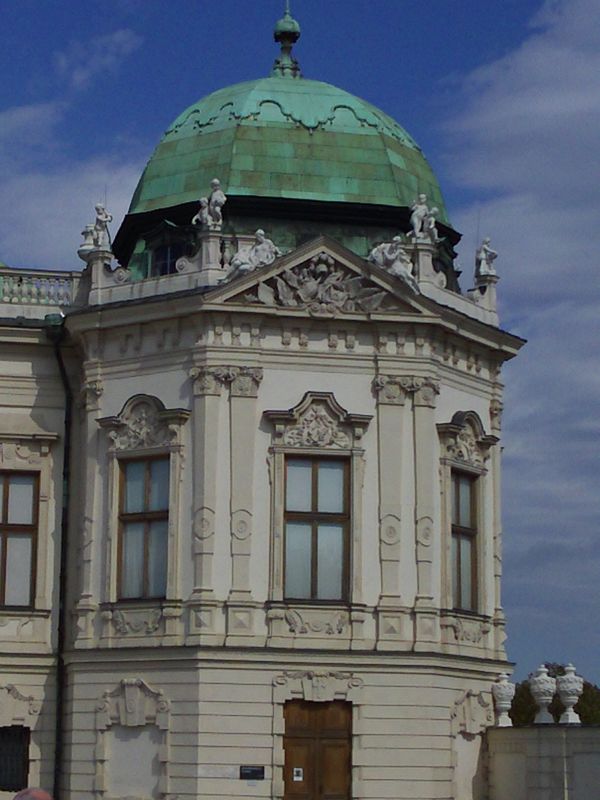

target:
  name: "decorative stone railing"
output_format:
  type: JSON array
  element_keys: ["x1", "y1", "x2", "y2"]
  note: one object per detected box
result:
[{"x1": 0, "y1": 268, "x2": 81, "y2": 312}]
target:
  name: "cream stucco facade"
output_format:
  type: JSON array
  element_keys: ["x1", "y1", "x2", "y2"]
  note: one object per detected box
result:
[
  {"x1": 0, "y1": 17, "x2": 529, "y2": 797},
  {"x1": 0, "y1": 231, "x2": 523, "y2": 800}
]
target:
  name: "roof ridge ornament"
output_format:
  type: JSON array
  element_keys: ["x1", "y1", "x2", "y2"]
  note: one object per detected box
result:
[{"x1": 272, "y1": 1, "x2": 302, "y2": 79}]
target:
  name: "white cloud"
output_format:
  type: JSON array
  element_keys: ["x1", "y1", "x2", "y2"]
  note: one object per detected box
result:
[
  {"x1": 0, "y1": 97, "x2": 143, "y2": 270},
  {"x1": 445, "y1": 0, "x2": 600, "y2": 678},
  {"x1": 54, "y1": 29, "x2": 143, "y2": 91},
  {"x1": 0, "y1": 158, "x2": 142, "y2": 271}
]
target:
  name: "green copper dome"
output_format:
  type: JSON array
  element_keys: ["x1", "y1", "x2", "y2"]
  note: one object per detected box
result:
[{"x1": 128, "y1": 76, "x2": 448, "y2": 222}]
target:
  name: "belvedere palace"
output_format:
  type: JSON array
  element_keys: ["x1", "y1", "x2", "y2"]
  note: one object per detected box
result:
[{"x1": 6, "y1": 7, "x2": 587, "y2": 800}]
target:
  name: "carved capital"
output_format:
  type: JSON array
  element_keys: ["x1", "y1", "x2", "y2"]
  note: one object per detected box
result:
[
  {"x1": 373, "y1": 375, "x2": 439, "y2": 407},
  {"x1": 413, "y1": 378, "x2": 440, "y2": 408},
  {"x1": 372, "y1": 375, "x2": 407, "y2": 405},
  {"x1": 190, "y1": 366, "x2": 234, "y2": 396},
  {"x1": 80, "y1": 379, "x2": 104, "y2": 411},
  {"x1": 230, "y1": 366, "x2": 263, "y2": 398},
  {"x1": 490, "y1": 398, "x2": 503, "y2": 433}
]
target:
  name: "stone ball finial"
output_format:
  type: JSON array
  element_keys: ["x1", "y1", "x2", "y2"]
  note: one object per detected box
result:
[{"x1": 557, "y1": 664, "x2": 584, "y2": 724}]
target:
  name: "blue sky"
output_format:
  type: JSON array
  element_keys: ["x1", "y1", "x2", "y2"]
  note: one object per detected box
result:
[{"x1": 1, "y1": 0, "x2": 599, "y2": 683}]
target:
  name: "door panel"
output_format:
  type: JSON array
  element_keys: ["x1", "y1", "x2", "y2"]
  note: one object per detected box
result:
[
  {"x1": 284, "y1": 701, "x2": 351, "y2": 800},
  {"x1": 319, "y1": 740, "x2": 351, "y2": 800}
]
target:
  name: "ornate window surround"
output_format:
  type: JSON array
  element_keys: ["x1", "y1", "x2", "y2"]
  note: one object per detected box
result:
[
  {"x1": 263, "y1": 393, "x2": 371, "y2": 640},
  {"x1": 0, "y1": 683, "x2": 42, "y2": 788},
  {"x1": 94, "y1": 678, "x2": 171, "y2": 800},
  {"x1": 271, "y1": 670, "x2": 364, "y2": 800},
  {"x1": 0, "y1": 434, "x2": 58, "y2": 615},
  {"x1": 98, "y1": 395, "x2": 189, "y2": 608},
  {"x1": 437, "y1": 411, "x2": 497, "y2": 617}
]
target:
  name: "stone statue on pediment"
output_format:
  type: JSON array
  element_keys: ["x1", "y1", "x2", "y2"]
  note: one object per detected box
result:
[
  {"x1": 368, "y1": 236, "x2": 420, "y2": 293},
  {"x1": 475, "y1": 237, "x2": 498, "y2": 277},
  {"x1": 228, "y1": 229, "x2": 282, "y2": 279}
]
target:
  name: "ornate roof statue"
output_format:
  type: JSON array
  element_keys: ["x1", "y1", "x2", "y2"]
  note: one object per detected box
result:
[
  {"x1": 192, "y1": 178, "x2": 227, "y2": 231},
  {"x1": 368, "y1": 236, "x2": 420, "y2": 293},
  {"x1": 227, "y1": 229, "x2": 282, "y2": 280},
  {"x1": 475, "y1": 237, "x2": 498, "y2": 278},
  {"x1": 93, "y1": 204, "x2": 113, "y2": 249}
]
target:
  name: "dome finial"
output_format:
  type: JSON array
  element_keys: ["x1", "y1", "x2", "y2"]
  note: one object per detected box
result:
[{"x1": 272, "y1": 1, "x2": 302, "y2": 79}]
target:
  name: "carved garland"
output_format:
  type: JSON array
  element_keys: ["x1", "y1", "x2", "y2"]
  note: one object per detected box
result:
[{"x1": 0, "y1": 684, "x2": 42, "y2": 726}]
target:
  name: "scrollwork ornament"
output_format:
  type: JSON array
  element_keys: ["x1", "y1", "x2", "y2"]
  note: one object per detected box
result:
[{"x1": 284, "y1": 405, "x2": 350, "y2": 448}]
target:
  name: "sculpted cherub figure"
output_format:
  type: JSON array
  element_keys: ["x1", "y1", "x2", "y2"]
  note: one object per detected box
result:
[
  {"x1": 409, "y1": 193, "x2": 429, "y2": 238},
  {"x1": 475, "y1": 237, "x2": 498, "y2": 277},
  {"x1": 93, "y1": 203, "x2": 113, "y2": 249}
]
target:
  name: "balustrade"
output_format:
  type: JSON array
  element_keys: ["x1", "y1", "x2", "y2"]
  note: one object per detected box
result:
[{"x1": 0, "y1": 268, "x2": 80, "y2": 308}]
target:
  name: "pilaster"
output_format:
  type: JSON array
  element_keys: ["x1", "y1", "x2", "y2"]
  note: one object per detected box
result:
[
  {"x1": 412, "y1": 377, "x2": 441, "y2": 649},
  {"x1": 372, "y1": 375, "x2": 412, "y2": 649},
  {"x1": 490, "y1": 396, "x2": 506, "y2": 655},
  {"x1": 226, "y1": 366, "x2": 264, "y2": 645},
  {"x1": 73, "y1": 372, "x2": 103, "y2": 644},
  {"x1": 187, "y1": 366, "x2": 231, "y2": 645}
]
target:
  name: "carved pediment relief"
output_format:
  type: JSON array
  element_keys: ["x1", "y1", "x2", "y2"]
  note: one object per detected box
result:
[
  {"x1": 208, "y1": 238, "x2": 424, "y2": 318},
  {"x1": 231, "y1": 251, "x2": 404, "y2": 317},
  {"x1": 264, "y1": 391, "x2": 371, "y2": 450},
  {"x1": 438, "y1": 410, "x2": 497, "y2": 468},
  {"x1": 98, "y1": 394, "x2": 189, "y2": 452}
]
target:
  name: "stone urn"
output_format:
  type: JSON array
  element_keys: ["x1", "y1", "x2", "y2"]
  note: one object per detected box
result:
[
  {"x1": 557, "y1": 664, "x2": 583, "y2": 724},
  {"x1": 492, "y1": 673, "x2": 515, "y2": 727},
  {"x1": 529, "y1": 664, "x2": 556, "y2": 724}
]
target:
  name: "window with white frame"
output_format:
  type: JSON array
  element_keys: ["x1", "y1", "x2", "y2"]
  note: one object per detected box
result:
[
  {"x1": 0, "y1": 472, "x2": 38, "y2": 608},
  {"x1": 284, "y1": 457, "x2": 349, "y2": 601},
  {"x1": 264, "y1": 392, "x2": 371, "y2": 609},
  {"x1": 438, "y1": 410, "x2": 496, "y2": 617},
  {"x1": 118, "y1": 457, "x2": 169, "y2": 600},
  {"x1": 98, "y1": 394, "x2": 189, "y2": 606},
  {"x1": 450, "y1": 471, "x2": 477, "y2": 612}
]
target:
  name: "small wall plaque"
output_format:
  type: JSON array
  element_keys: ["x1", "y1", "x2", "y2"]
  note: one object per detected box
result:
[
  {"x1": 293, "y1": 767, "x2": 304, "y2": 782},
  {"x1": 240, "y1": 766, "x2": 265, "y2": 780}
]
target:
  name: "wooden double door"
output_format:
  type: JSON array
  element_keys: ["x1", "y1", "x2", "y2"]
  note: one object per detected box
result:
[{"x1": 283, "y1": 700, "x2": 352, "y2": 800}]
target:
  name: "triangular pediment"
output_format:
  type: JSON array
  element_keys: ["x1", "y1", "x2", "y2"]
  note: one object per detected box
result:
[{"x1": 203, "y1": 236, "x2": 433, "y2": 318}]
